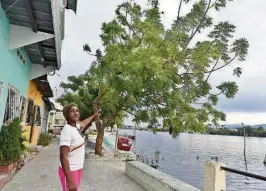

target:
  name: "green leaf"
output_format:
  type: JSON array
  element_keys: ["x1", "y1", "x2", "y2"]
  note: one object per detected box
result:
[
  {"x1": 208, "y1": 94, "x2": 218, "y2": 105},
  {"x1": 233, "y1": 67, "x2": 242, "y2": 77},
  {"x1": 208, "y1": 22, "x2": 235, "y2": 43},
  {"x1": 231, "y1": 38, "x2": 249, "y2": 61},
  {"x1": 214, "y1": 0, "x2": 227, "y2": 11},
  {"x1": 217, "y1": 82, "x2": 238, "y2": 98},
  {"x1": 83, "y1": 44, "x2": 91, "y2": 52}
]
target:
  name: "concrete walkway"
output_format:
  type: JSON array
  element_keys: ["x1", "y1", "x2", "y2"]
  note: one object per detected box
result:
[{"x1": 2, "y1": 139, "x2": 144, "y2": 191}]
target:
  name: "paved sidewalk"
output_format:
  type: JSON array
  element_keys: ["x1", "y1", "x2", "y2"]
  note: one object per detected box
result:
[{"x1": 2, "y1": 139, "x2": 144, "y2": 191}]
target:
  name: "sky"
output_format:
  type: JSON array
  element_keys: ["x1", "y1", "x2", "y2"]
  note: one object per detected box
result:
[{"x1": 49, "y1": 0, "x2": 266, "y2": 125}]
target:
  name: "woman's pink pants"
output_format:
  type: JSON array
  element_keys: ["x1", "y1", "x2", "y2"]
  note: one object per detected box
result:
[{"x1": 58, "y1": 167, "x2": 83, "y2": 191}]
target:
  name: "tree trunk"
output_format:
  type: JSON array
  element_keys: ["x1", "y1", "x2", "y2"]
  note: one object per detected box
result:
[
  {"x1": 95, "y1": 128, "x2": 104, "y2": 156},
  {"x1": 92, "y1": 93, "x2": 105, "y2": 156}
]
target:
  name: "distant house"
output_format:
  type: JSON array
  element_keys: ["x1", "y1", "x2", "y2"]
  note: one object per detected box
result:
[
  {"x1": 0, "y1": 0, "x2": 78, "y2": 145},
  {"x1": 47, "y1": 102, "x2": 65, "y2": 130}
]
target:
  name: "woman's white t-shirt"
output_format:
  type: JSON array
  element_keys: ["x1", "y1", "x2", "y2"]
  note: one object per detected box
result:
[{"x1": 59, "y1": 124, "x2": 85, "y2": 171}]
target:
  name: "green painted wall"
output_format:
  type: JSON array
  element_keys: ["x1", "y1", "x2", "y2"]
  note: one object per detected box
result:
[{"x1": 0, "y1": 4, "x2": 32, "y2": 126}]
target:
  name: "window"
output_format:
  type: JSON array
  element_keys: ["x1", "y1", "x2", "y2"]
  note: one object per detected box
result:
[
  {"x1": 3, "y1": 85, "x2": 21, "y2": 124},
  {"x1": 26, "y1": 99, "x2": 34, "y2": 125},
  {"x1": 19, "y1": 96, "x2": 27, "y2": 122},
  {"x1": 36, "y1": 106, "x2": 41, "y2": 126}
]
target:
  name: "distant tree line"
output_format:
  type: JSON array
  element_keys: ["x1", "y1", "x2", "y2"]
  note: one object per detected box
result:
[{"x1": 207, "y1": 126, "x2": 266, "y2": 137}]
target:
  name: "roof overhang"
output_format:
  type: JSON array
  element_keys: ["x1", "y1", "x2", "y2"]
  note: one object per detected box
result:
[
  {"x1": 33, "y1": 74, "x2": 53, "y2": 98},
  {"x1": 42, "y1": 96, "x2": 55, "y2": 111},
  {"x1": 0, "y1": 0, "x2": 65, "y2": 71}
]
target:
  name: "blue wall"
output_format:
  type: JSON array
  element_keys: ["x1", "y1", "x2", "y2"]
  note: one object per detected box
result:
[{"x1": 0, "y1": 4, "x2": 32, "y2": 126}]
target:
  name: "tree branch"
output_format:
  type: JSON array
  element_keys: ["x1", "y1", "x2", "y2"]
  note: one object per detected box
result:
[
  {"x1": 124, "y1": 10, "x2": 141, "y2": 42},
  {"x1": 211, "y1": 91, "x2": 223, "y2": 96},
  {"x1": 93, "y1": 92, "x2": 106, "y2": 104},
  {"x1": 180, "y1": 54, "x2": 237, "y2": 79},
  {"x1": 86, "y1": 52, "x2": 96, "y2": 57},
  {"x1": 185, "y1": 41, "x2": 215, "y2": 60},
  {"x1": 210, "y1": 0, "x2": 220, "y2": 9},
  {"x1": 145, "y1": 93, "x2": 163, "y2": 113},
  {"x1": 180, "y1": 0, "x2": 212, "y2": 54},
  {"x1": 177, "y1": 0, "x2": 183, "y2": 22},
  {"x1": 205, "y1": 55, "x2": 237, "y2": 74},
  {"x1": 137, "y1": 31, "x2": 145, "y2": 46},
  {"x1": 146, "y1": 93, "x2": 168, "y2": 107},
  {"x1": 189, "y1": 0, "x2": 212, "y2": 40},
  {"x1": 175, "y1": 72, "x2": 183, "y2": 81},
  {"x1": 205, "y1": 58, "x2": 219, "y2": 82},
  {"x1": 92, "y1": 91, "x2": 107, "y2": 131},
  {"x1": 124, "y1": 109, "x2": 137, "y2": 118}
]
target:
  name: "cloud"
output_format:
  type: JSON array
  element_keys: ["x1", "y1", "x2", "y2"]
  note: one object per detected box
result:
[
  {"x1": 218, "y1": 93, "x2": 266, "y2": 113},
  {"x1": 225, "y1": 112, "x2": 266, "y2": 125}
]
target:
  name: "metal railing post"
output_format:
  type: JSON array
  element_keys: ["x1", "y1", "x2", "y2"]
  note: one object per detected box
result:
[{"x1": 204, "y1": 161, "x2": 226, "y2": 191}]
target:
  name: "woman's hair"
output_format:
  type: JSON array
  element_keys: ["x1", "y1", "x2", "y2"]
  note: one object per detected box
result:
[{"x1": 63, "y1": 103, "x2": 78, "y2": 120}]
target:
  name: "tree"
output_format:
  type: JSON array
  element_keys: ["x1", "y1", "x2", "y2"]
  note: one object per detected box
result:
[
  {"x1": 56, "y1": 75, "x2": 124, "y2": 155},
  {"x1": 57, "y1": 75, "x2": 97, "y2": 120},
  {"x1": 59, "y1": 0, "x2": 249, "y2": 156}
]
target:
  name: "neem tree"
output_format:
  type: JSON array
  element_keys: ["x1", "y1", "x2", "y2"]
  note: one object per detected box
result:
[{"x1": 58, "y1": 0, "x2": 248, "y2": 155}]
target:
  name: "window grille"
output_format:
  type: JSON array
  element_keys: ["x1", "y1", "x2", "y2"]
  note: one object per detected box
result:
[
  {"x1": 36, "y1": 106, "x2": 41, "y2": 126},
  {"x1": 26, "y1": 99, "x2": 34, "y2": 125},
  {"x1": 19, "y1": 96, "x2": 27, "y2": 122},
  {"x1": 3, "y1": 85, "x2": 21, "y2": 123}
]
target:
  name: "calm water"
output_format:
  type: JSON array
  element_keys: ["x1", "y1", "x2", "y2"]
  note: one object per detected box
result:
[{"x1": 120, "y1": 130, "x2": 266, "y2": 191}]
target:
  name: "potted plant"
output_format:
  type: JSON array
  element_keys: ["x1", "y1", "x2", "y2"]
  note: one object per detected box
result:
[{"x1": 0, "y1": 118, "x2": 26, "y2": 174}]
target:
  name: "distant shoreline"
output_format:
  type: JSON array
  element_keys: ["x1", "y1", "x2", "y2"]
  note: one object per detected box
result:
[{"x1": 121, "y1": 126, "x2": 266, "y2": 138}]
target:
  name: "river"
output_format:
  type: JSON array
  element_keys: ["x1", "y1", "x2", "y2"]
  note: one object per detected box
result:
[{"x1": 120, "y1": 130, "x2": 266, "y2": 191}]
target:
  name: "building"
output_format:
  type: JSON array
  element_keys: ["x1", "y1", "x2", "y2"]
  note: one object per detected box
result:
[
  {"x1": 41, "y1": 95, "x2": 55, "y2": 133},
  {"x1": 22, "y1": 75, "x2": 55, "y2": 145},
  {"x1": 0, "y1": 0, "x2": 78, "y2": 145},
  {"x1": 47, "y1": 102, "x2": 64, "y2": 130}
]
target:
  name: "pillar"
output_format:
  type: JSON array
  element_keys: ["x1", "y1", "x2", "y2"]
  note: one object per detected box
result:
[{"x1": 204, "y1": 161, "x2": 226, "y2": 191}]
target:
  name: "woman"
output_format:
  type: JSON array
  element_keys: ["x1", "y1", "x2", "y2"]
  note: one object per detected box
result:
[{"x1": 59, "y1": 103, "x2": 98, "y2": 191}]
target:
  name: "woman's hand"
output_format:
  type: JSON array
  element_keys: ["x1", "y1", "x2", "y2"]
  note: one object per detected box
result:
[
  {"x1": 68, "y1": 182, "x2": 77, "y2": 191},
  {"x1": 93, "y1": 108, "x2": 102, "y2": 118},
  {"x1": 80, "y1": 108, "x2": 102, "y2": 131}
]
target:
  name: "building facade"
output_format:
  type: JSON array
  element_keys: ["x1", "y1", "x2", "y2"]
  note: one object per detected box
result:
[
  {"x1": 23, "y1": 77, "x2": 54, "y2": 145},
  {"x1": 0, "y1": 7, "x2": 31, "y2": 128},
  {"x1": 0, "y1": 0, "x2": 78, "y2": 145}
]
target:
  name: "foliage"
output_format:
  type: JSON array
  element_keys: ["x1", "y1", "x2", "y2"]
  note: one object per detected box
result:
[
  {"x1": 38, "y1": 133, "x2": 52, "y2": 146},
  {"x1": 0, "y1": 118, "x2": 26, "y2": 165},
  {"x1": 207, "y1": 126, "x2": 266, "y2": 137},
  {"x1": 47, "y1": 129, "x2": 53, "y2": 134},
  {"x1": 57, "y1": 78, "x2": 97, "y2": 120},
  {"x1": 58, "y1": 0, "x2": 249, "y2": 139},
  {"x1": 88, "y1": 130, "x2": 98, "y2": 135}
]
